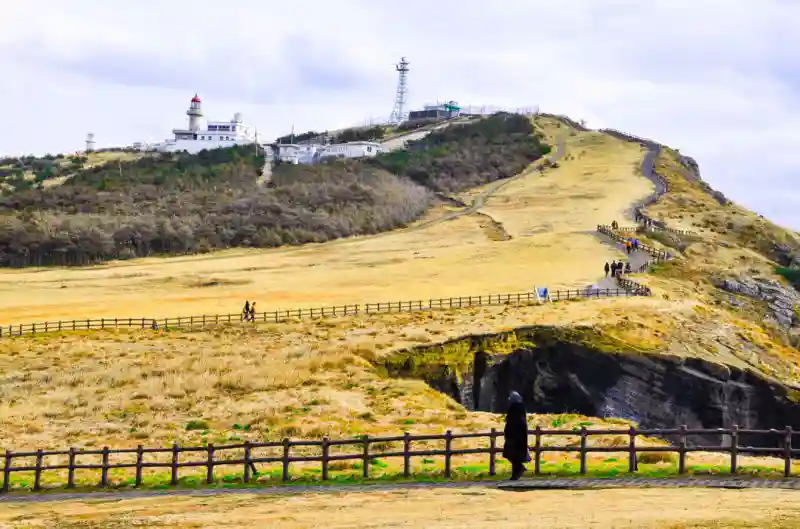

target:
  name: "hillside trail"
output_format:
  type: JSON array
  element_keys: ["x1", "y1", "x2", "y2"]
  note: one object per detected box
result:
[
  {"x1": 1, "y1": 476, "x2": 797, "y2": 505},
  {"x1": 586, "y1": 238, "x2": 652, "y2": 292},
  {"x1": 410, "y1": 131, "x2": 568, "y2": 231}
]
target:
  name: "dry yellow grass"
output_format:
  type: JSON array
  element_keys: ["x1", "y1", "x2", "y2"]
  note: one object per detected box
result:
[
  {"x1": 1, "y1": 116, "x2": 799, "y2": 499},
  {"x1": 0, "y1": 119, "x2": 651, "y2": 324},
  {"x1": 1, "y1": 488, "x2": 799, "y2": 528},
  {"x1": 0, "y1": 300, "x2": 672, "y2": 450}
]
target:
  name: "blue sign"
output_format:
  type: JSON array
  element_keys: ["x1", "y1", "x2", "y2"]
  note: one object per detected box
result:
[{"x1": 537, "y1": 287, "x2": 548, "y2": 299}]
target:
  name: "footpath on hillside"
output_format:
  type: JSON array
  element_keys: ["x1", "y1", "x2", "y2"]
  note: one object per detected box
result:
[{"x1": 2, "y1": 476, "x2": 798, "y2": 504}]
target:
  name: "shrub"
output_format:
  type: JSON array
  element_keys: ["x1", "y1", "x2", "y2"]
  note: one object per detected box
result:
[{"x1": 0, "y1": 113, "x2": 549, "y2": 267}]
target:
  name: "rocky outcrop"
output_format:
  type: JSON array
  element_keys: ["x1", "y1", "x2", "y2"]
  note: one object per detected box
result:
[
  {"x1": 771, "y1": 243, "x2": 800, "y2": 270},
  {"x1": 383, "y1": 327, "x2": 800, "y2": 447},
  {"x1": 716, "y1": 276, "x2": 799, "y2": 329}
]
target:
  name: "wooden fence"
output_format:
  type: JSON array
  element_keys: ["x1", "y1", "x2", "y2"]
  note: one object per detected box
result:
[
  {"x1": 0, "y1": 287, "x2": 645, "y2": 338},
  {"x1": 597, "y1": 224, "x2": 671, "y2": 262},
  {"x1": 1, "y1": 425, "x2": 796, "y2": 493},
  {"x1": 616, "y1": 224, "x2": 697, "y2": 238}
]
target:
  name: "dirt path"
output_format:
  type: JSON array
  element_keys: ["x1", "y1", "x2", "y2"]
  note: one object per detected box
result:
[
  {"x1": 1, "y1": 476, "x2": 797, "y2": 505},
  {"x1": 412, "y1": 131, "x2": 568, "y2": 232}
]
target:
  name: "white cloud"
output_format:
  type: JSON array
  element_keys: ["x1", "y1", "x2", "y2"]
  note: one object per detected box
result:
[{"x1": 1, "y1": 0, "x2": 798, "y2": 229}]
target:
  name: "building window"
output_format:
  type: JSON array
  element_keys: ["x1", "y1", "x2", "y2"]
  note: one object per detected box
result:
[{"x1": 367, "y1": 146, "x2": 372, "y2": 153}]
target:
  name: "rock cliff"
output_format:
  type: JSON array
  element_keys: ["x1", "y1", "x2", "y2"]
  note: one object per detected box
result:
[{"x1": 382, "y1": 327, "x2": 800, "y2": 447}]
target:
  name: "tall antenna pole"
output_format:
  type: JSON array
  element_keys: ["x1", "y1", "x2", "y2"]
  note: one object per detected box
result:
[{"x1": 389, "y1": 56, "x2": 410, "y2": 125}]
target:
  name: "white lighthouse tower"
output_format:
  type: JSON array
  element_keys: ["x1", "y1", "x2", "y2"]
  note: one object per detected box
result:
[
  {"x1": 85, "y1": 133, "x2": 96, "y2": 153},
  {"x1": 187, "y1": 94, "x2": 203, "y2": 132}
]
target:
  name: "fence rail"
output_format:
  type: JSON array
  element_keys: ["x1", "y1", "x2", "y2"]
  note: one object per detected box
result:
[
  {"x1": 1, "y1": 424, "x2": 795, "y2": 493},
  {"x1": 0, "y1": 287, "x2": 645, "y2": 338},
  {"x1": 597, "y1": 225, "x2": 671, "y2": 262}
]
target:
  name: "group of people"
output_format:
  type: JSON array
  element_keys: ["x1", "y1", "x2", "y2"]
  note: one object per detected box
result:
[
  {"x1": 634, "y1": 210, "x2": 656, "y2": 227},
  {"x1": 604, "y1": 260, "x2": 631, "y2": 278},
  {"x1": 625, "y1": 238, "x2": 640, "y2": 255},
  {"x1": 241, "y1": 300, "x2": 257, "y2": 322}
]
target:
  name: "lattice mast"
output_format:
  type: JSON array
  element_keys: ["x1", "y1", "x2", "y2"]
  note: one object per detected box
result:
[{"x1": 389, "y1": 57, "x2": 410, "y2": 124}]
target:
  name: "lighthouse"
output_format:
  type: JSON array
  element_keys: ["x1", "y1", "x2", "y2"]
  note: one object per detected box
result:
[{"x1": 187, "y1": 94, "x2": 203, "y2": 132}]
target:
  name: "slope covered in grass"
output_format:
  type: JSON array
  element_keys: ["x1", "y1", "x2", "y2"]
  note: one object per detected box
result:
[
  {"x1": 0, "y1": 114, "x2": 549, "y2": 268},
  {"x1": 371, "y1": 112, "x2": 550, "y2": 193}
]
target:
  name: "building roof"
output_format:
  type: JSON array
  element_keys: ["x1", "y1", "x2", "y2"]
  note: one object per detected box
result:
[{"x1": 191, "y1": 94, "x2": 201, "y2": 103}]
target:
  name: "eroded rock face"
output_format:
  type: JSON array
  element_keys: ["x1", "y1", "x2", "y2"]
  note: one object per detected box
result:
[
  {"x1": 387, "y1": 335, "x2": 800, "y2": 448},
  {"x1": 716, "y1": 276, "x2": 799, "y2": 329}
]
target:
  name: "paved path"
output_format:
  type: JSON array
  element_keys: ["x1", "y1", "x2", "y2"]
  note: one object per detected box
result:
[
  {"x1": 2, "y1": 476, "x2": 797, "y2": 504},
  {"x1": 585, "y1": 233, "x2": 653, "y2": 293}
]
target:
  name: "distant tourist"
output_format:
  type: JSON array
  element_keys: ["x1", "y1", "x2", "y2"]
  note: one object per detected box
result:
[
  {"x1": 503, "y1": 391, "x2": 530, "y2": 481},
  {"x1": 625, "y1": 262, "x2": 632, "y2": 274},
  {"x1": 604, "y1": 262, "x2": 610, "y2": 277},
  {"x1": 249, "y1": 302, "x2": 257, "y2": 322},
  {"x1": 610, "y1": 261, "x2": 618, "y2": 276},
  {"x1": 242, "y1": 301, "x2": 250, "y2": 322}
]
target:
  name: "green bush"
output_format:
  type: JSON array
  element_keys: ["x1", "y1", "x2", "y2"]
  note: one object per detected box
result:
[{"x1": 776, "y1": 267, "x2": 800, "y2": 290}]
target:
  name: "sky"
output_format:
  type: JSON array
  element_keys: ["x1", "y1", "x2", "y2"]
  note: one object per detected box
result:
[{"x1": 1, "y1": 0, "x2": 799, "y2": 230}]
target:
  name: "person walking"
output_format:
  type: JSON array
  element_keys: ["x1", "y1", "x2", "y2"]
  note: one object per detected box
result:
[
  {"x1": 242, "y1": 301, "x2": 250, "y2": 322},
  {"x1": 503, "y1": 391, "x2": 530, "y2": 481},
  {"x1": 249, "y1": 301, "x2": 257, "y2": 322},
  {"x1": 610, "y1": 260, "x2": 618, "y2": 277},
  {"x1": 604, "y1": 262, "x2": 610, "y2": 278}
]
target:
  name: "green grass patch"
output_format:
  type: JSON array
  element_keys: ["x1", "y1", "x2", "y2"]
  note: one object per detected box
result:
[{"x1": 2, "y1": 457, "x2": 795, "y2": 495}]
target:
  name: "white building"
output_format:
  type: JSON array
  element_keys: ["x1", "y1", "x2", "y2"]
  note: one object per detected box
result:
[
  {"x1": 275, "y1": 141, "x2": 383, "y2": 165},
  {"x1": 147, "y1": 94, "x2": 262, "y2": 154}
]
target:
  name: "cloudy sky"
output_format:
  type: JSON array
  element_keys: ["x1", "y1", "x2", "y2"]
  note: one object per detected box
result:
[{"x1": 1, "y1": 0, "x2": 798, "y2": 229}]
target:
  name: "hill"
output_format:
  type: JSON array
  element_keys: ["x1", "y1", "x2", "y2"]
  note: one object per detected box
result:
[
  {"x1": 0, "y1": 113, "x2": 549, "y2": 267},
  {"x1": 0, "y1": 114, "x2": 798, "y2": 489}
]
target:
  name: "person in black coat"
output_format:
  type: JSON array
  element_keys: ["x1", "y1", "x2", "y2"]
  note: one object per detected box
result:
[{"x1": 502, "y1": 391, "x2": 530, "y2": 480}]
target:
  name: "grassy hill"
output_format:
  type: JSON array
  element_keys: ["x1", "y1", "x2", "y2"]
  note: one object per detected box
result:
[
  {"x1": 0, "y1": 113, "x2": 549, "y2": 267},
  {"x1": 0, "y1": 114, "x2": 798, "y2": 489}
]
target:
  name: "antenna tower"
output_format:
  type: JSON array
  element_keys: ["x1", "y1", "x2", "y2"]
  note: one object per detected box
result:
[{"x1": 389, "y1": 57, "x2": 410, "y2": 125}]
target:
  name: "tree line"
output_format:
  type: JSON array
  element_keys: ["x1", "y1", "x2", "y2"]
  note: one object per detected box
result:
[{"x1": 0, "y1": 113, "x2": 548, "y2": 267}]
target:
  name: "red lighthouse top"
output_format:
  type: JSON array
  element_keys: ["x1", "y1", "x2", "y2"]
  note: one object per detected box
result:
[{"x1": 191, "y1": 94, "x2": 201, "y2": 103}]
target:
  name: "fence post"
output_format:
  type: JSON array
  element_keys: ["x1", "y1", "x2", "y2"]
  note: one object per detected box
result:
[
  {"x1": 579, "y1": 427, "x2": 588, "y2": 475},
  {"x1": 320, "y1": 438, "x2": 329, "y2": 481},
  {"x1": 101, "y1": 318, "x2": 105, "y2": 329},
  {"x1": 135, "y1": 445, "x2": 143, "y2": 487},
  {"x1": 403, "y1": 432, "x2": 411, "y2": 477},
  {"x1": 67, "y1": 448, "x2": 76, "y2": 488},
  {"x1": 282, "y1": 438, "x2": 291, "y2": 482},
  {"x1": 58, "y1": 320, "x2": 62, "y2": 331},
  {"x1": 33, "y1": 449, "x2": 43, "y2": 491},
  {"x1": 243, "y1": 441, "x2": 252, "y2": 484},
  {"x1": 444, "y1": 430, "x2": 452, "y2": 478},
  {"x1": 489, "y1": 428, "x2": 497, "y2": 476},
  {"x1": 678, "y1": 424, "x2": 687, "y2": 474},
  {"x1": 628, "y1": 427, "x2": 637, "y2": 473},
  {"x1": 100, "y1": 446, "x2": 109, "y2": 487},
  {"x1": 206, "y1": 443, "x2": 215, "y2": 484},
  {"x1": 362, "y1": 435, "x2": 370, "y2": 478},
  {"x1": 730, "y1": 424, "x2": 738, "y2": 474},
  {"x1": 784, "y1": 426, "x2": 793, "y2": 478},
  {"x1": 171, "y1": 443, "x2": 179, "y2": 485},
  {"x1": 1, "y1": 450, "x2": 10, "y2": 493},
  {"x1": 534, "y1": 425, "x2": 542, "y2": 475}
]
